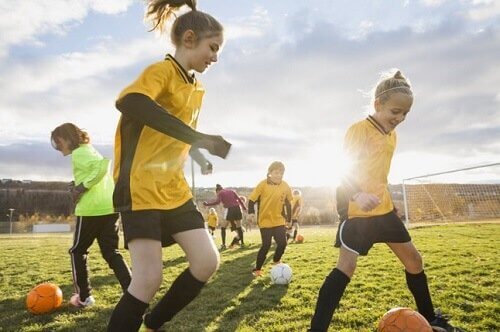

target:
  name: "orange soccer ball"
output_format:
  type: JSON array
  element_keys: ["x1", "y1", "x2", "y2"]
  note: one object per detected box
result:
[
  {"x1": 295, "y1": 234, "x2": 304, "y2": 243},
  {"x1": 26, "y1": 282, "x2": 63, "y2": 314},
  {"x1": 378, "y1": 307, "x2": 432, "y2": 332}
]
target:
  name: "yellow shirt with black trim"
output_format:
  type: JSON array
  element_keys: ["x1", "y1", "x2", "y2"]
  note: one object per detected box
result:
[
  {"x1": 113, "y1": 55, "x2": 204, "y2": 211},
  {"x1": 207, "y1": 213, "x2": 218, "y2": 228},
  {"x1": 249, "y1": 180, "x2": 293, "y2": 228},
  {"x1": 345, "y1": 116, "x2": 396, "y2": 218}
]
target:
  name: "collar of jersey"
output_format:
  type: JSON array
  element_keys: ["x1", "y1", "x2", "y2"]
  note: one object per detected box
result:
[
  {"x1": 366, "y1": 115, "x2": 389, "y2": 135},
  {"x1": 165, "y1": 54, "x2": 195, "y2": 84}
]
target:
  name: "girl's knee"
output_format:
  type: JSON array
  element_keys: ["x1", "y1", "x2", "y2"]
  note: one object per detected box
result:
[
  {"x1": 190, "y1": 250, "x2": 220, "y2": 281},
  {"x1": 406, "y1": 252, "x2": 423, "y2": 273},
  {"x1": 131, "y1": 270, "x2": 162, "y2": 295}
]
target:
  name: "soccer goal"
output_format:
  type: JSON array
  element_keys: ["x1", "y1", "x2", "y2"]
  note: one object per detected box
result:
[{"x1": 402, "y1": 163, "x2": 500, "y2": 224}]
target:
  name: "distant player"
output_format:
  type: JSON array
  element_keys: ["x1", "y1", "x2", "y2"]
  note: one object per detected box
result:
[
  {"x1": 309, "y1": 70, "x2": 463, "y2": 331},
  {"x1": 206, "y1": 208, "x2": 218, "y2": 237},
  {"x1": 287, "y1": 189, "x2": 303, "y2": 243},
  {"x1": 247, "y1": 161, "x2": 293, "y2": 277},
  {"x1": 106, "y1": 1, "x2": 230, "y2": 331},
  {"x1": 203, "y1": 184, "x2": 247, "y2": 249},
  {"x1": 51, "y1": 123, "x2": 131, "y2": 308}
]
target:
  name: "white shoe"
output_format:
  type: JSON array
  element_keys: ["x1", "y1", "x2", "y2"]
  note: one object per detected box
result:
[{"x1": 70, "y1": 294, "x2": 95, "y2": 308}]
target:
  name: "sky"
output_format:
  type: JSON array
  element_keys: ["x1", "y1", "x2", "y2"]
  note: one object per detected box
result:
[{"x1": 0, "y1": 0, "x2": 499, "y2": 188}]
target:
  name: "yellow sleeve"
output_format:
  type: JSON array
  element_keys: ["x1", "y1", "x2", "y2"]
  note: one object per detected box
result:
[
  {"x1": 118, "y1": 61, "x2": 173, "y2": 101},
  {"x1": 249, "y1": 180, "x2": 265, "y2": 202}
]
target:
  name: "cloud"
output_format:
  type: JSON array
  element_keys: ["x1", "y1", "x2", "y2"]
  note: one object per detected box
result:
[
  {"x1": 466, "y1": 0, "x2": 500, "y2": 21},
  {"x1": 0, "y1": 0, "x2": 134, "y2": 58}
]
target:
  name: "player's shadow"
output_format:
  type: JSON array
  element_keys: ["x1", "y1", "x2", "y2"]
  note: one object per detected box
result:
[{"x1": 161, "y1": 245, "x2": 288, "y2": 331}]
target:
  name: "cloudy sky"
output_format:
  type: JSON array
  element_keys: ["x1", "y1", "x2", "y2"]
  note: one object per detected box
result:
[{"x1": 0, "y1": 0, "x2": 499, "y2": 188}]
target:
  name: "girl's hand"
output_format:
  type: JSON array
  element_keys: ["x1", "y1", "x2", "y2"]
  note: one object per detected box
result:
[
  {"x1": 194, "y1": 135, "x2": 231, "y2": 159},
  {"x1": 353, "y1": 192, "x2": 381, "y2": 211},
  {"x1": 200, "y1": 160, "x2": 213, "y2": 175}
]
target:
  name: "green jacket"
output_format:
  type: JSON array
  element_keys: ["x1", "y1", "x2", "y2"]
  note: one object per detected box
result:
[{"x1": 72, "y1": 144, "x2": 115, "y2": 216}]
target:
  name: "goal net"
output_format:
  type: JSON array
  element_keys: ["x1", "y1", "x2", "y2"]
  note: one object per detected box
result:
[{"x1": 402, "y1": 163, "x2": 500, "y2": 224}]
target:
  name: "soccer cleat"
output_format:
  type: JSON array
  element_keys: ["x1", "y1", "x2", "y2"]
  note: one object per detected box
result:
[
  {"x1": 70, "y1": 294, "x2": 95, "y2": 308},
  {"x1": 430, "y1": 310, "x2": 464, "y2": 332},
  {"x1": 219, "y1": 244, "x2": 227, "y2": 251},
  {"x1": 252, "y1": 269, "x2": 263, "y2": 277}
]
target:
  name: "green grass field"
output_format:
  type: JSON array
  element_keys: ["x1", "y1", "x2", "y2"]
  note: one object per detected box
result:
[{"x1": 0, "y1": 223, "x2": 499, "y2": 331}]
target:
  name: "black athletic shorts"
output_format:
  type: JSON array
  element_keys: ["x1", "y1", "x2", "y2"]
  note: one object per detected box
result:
[
  {"x1": 121, "y1": 199, "x2": 205, "y2": 248},
  {"x1": 334, "y1": 210, "x2": 411, "y2": 256},
  {"x1": 225, "y1": 206, "x2": 243, "y2": 221}
]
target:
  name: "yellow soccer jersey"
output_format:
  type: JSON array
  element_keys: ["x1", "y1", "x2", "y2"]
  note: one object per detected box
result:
[
  {"x1": 113, "y1": 55, "x2": 204, "y2": 211},
  {"x1": 207, "y1": 213, "x2": 218, "y2": 228},
  {"x1": 249, "y1": 180, "x2": 293, "y2": 228},
  {"x1": 345, "y1": 116, "x2": 396, "y2": 218},
  {"x1": 291, "y1": 196, "x2": 303, "y2": 219}
]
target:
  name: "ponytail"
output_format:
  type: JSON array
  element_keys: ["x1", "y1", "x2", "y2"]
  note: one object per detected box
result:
[{"x1": 145, "y1": 0, "x2": 223, "y2": 46}]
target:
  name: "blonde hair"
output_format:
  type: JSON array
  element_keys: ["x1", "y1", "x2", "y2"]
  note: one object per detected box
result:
[
  {"x1": 145, "y1": 0, "x2": 223, "y2": 46},
  {"x1": 267, "y1": 161, "x2": 285, "y2": 177},
  {"x1": 373, "y1": 69, "x2": 413, "y2": 104},
  {"x1": 209, "y1": 207, "x2": 216, "y2": 214},
  {"x1": 51, "y1": 123, "x2": 89, "y2": 151}
]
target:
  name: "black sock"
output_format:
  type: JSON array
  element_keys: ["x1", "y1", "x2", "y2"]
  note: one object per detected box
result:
[
  {"x1": 293, "y1": 229, "x2": 298, "y2": 240},
  {"x1": 405, "y1": 270, "x2": 436, "y2": 322},
  {"x1": 107, "y1": 290, "x2": 148, "y2": 332},
  {"x1": 237, "y1": 227, "x2": 244, "y2": 244},
  {"x1": 310, "y1": 268, "x2": 350, "y2": 332},
  {"x1": 221, "y1": 228, "x2": 226, "y2": 245},
  {"x1": 144, "y1": 268, "x2": 205, "y2": 330}
]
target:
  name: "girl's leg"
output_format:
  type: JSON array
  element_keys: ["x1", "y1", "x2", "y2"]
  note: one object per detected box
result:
[
  {"x1": 310, "y1": 247, "x2": 358, "y2": 332},
  {"x1": 293, "y1": 223, "x2": 299, "y2": 241},
  {"x1": 97, "y1": 214, "x2": 131, "y2": 292},
  {"x1": 272, "y1": 226, "x2": 287, "y2": 263},
  {"x1": 255, "y1": 228, "x2": 273, "y2": 270},
  {"x1": 69, "y1": 216, "x2": 96, "y2": 301},
  {"x1": 144, "y1": 229, "x2": 219, "y2": 330},
  {"x1": 107, "y1": 239, "x2": 163, "y2": 332},
  {"x1": 220, "y1": 227, "x2": 227, "y2": 247},
  {"x1": 387, "y1": 242, "x2": 435, "y2": 322}
]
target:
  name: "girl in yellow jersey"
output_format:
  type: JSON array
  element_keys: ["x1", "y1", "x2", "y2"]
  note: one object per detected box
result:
[
  {"x1": 309, "y1": 70, "x2": 462, "y2": 332},
  {"x1": 206, "y1": 208, "x2": 218, "y2": 237},
  {"x1": 247, "y1": 161, "x2": 293, "y2": 277},
  {"x1": 107, "y1": 1, "x2": 231, "y2": 331}
]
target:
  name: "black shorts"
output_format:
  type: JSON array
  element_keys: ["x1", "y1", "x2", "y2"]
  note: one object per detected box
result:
[
  {"x1": 121, "y1": 199, "x2": 205, "y2": 248},
  {"x1": 334, "y1": 210, "x2": 411, "y2": 256},
  {"x1": 225, "y1": 206, "x2": 243, "y2": 221}
]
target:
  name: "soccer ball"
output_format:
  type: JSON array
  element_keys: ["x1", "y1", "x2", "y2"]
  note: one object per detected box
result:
[
  {"x1": 270, "y1": 263, "x2": 292, "y2": 285},
  {"x1": 26, "y1": 282, "x2": 63, "y2": 314},
  {"x1": 295, "y1": 234, "x2": 304, "y2": 243},
  {"x1": 378, "y1": 307, "x2": 432, "y2": 332}
]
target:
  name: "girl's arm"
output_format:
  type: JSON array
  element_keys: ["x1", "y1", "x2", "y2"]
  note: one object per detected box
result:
[
  {"x1": 189, "y1": 147, "x2": 212, "y2": 175},
  {"x1": 116, "y1": 93, "x2": 231, "y2": 158}
]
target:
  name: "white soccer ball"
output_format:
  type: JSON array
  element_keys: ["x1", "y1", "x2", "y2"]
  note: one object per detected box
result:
[{"x1": 270, "y1": 263, "x2": 292, "y2": 285}]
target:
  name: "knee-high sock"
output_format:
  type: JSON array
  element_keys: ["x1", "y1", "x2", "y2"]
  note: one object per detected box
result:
[
  {"x1": 221, "y1": 228, "x2": 226, "y2": 245},
  {"x1": 144, "y1": 268, "x2": 205, "y2": 330},
  {"x1": 293, "y1": 229, "x2": 298, "y2": 240},
  {"x1": 309, "y1": 268, "x2": 350, "y2": 332},
  {"x1": 237, "y1": 227, "x2": 244, "y2": 244},
  {"x1": 406, "y1": 270, "x2": 436, "y2": 322},
  {"x1": 107, "y1": 290, "x2": 148, "y2": 332}
]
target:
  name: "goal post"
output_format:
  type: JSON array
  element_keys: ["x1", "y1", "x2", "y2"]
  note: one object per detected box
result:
[{"x1": 402, "y1": 163, "x2": 500, "y2": 224}]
